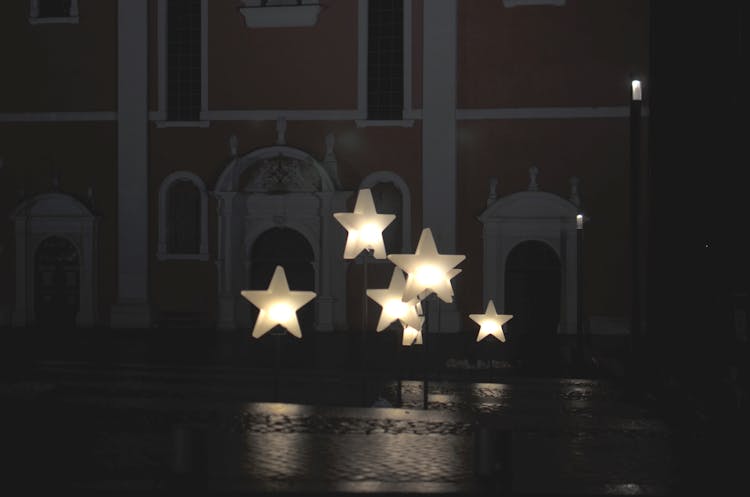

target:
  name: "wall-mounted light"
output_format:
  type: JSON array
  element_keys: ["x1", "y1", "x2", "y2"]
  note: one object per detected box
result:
[
  {"x1": 576, "y1": 213, "x2": 584, "y2": 230},
  {"x1": 240, "y1": 265, "x2": 316, "y2": 339},
  {"x1": 631, "y1": 80, "x2": 642, "y2": 101}
]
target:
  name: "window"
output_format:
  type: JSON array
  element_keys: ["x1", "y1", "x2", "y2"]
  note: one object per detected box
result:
[
  {"x1": 158, "y1": 172, "x2": 209, "y2": 260},
  {"x1": 367, "y1": 0, "x2": 404, "y2": 120},
  {"x1": 167, "y1": 181, "x2": 200, "y2": 253},
  {"x1": 29, "y1": 0, "x2": 79, "y2": 24},
  {"x1": 167, "y1": 0, "x2": 202, "y2": 121}
]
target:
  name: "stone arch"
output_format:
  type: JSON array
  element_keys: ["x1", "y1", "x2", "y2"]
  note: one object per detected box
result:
[
  {"x1": 157, "y1": 171, "x2": 209, "y2": 260},
  {"x1": 504, "y1": 239, "x2": 563, "y2": 373},
  {"x1": 478, "y1": 190, "x2": 582, "y2": 336},
  {"x1": 360, "y1": 170, "x2": 412, "y2": 252},
  {"x1": 34, "y1": 235, "x2": 81, "y2": 328},
  {"x1": 10, "y1": 193, "x2": 98, "y2": 327}
]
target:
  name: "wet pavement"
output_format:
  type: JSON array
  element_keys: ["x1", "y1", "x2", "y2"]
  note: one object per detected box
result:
[{"x1": 2, "y1": 358, "x2": 722, "y2": 496}]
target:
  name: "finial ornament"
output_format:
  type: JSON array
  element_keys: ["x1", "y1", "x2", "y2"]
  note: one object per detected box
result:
[
  {"x1": 569, "y1": 176, "x2": 580, "y2": 206},
  {"x1": 276, "y1": 116, "x2": 287, "y2": 145},
  {"x1": 528, "y1": 166, "x2": 539, "y2": 191}
]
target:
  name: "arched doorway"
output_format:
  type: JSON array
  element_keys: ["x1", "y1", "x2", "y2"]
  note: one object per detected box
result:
[
  {"x1": 34, "y1": 236, "x2": 80, "y2": 328},
  {"x1": 505, "y1": 240, "x2": 561, "y2": 375},
  {"x1": 249, "y1": 228, "x2": 316, "y2": 334}
]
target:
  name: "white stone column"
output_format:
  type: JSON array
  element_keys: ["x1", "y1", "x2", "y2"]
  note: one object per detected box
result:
[
  {"x1": 110, "y1": 0, "x2": 151, "y2": 328},
  {"x1": 315, "y1": 192, "x2": 335, "y2": 331},
  {"x1": 422, "y1": 0, "x2": 459, "y2": 332},
  {"x1": 77, "y1": 222, "x2": 95, "y2": 327},
  {"x1": 482, "y1": 222, "x2": 500, "y2": 307},
  {"x1": 215, "y1": 192, "x2": 237, "y2": 330},
  {"x1": 12, "y1": 219, "x2": 27, "y2": 327}
]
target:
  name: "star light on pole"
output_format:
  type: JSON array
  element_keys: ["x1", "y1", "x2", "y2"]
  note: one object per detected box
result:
[
  {"x1": 333, "y1": 188, "x2": 395, "y2": 260},
  {"x1": 240, "y1": 265, "x2": 316, "y2": 339},
  {"x1": 387, "y1": 228, "x2": 465, "y2": 303},
  {"x1": 402, "y1": 316, "x2": 425, "y2": 346},
  {"x1": 367, "y1": 267, "x2": 423, "y2": 332},
  {"x1": 470, "y1": 299, "x2": 513, "y2": 343}
]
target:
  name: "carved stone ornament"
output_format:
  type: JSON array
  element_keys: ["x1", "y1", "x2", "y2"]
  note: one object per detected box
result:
[{"x1": 242, "y1": 154, "x2": 322, "y2": 192}]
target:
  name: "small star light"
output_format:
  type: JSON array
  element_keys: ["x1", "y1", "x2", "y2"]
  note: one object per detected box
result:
[
  {"x1": 240, "y1": 265, "x2": 316, "y2": 339},
  {"x1": 387, "y1": 228, "x2": 465, "y2": 303},
  {"x1": 402, "y1": 316, "x2": 425, "y2": 346},
  {"x1": 470, "y1": 299, "x2": 513, "y2": 343},
  {"x1": 366, "y1": 267, "x2": 422, "y2": 331},
  {"x1": 333, "y1": 188, "x2": 395, "y2": 259}
]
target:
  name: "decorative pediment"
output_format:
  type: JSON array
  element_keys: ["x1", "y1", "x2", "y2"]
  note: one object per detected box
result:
[
  {"x1": 243, "y1": 154, "x2": 327, "y2": 193},
  {"x1": 10, "y1": 193, "x2": 94, "y2": 220},
  {"x1": 216, "y1": 144, "x2": 336, "y2": 193},
  {"x1": 479, "y1": 190, "x2": 579, "y2": 223}
]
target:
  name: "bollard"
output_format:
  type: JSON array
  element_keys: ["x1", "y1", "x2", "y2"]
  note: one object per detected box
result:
[{"x1": 473, "y1": 422, "x2": 512, "y2": 493}]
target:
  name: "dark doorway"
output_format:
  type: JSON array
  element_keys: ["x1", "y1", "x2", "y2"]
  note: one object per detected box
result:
[
  {"x1": 505, "y1": 240, "x2": 561, "y2": 375},
  {"x1": 35, "y1": 236, "x2": 80, "y2": 328},
  {"x1": 249, "y1": 228, "x2": 316, "y2": 336}
]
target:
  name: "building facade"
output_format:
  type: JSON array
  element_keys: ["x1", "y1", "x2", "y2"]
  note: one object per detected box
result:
[{"x1": 0, "y1": 0, "x2": 649, "y2": 361}]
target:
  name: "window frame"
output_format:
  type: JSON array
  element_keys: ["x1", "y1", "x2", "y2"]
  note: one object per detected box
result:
[
  {"x1": 29, "y1": 0, "x2": 79, "y2": 25},
  {"x1": 158, "y1": 171, "x2": 209, "y2": 261}
]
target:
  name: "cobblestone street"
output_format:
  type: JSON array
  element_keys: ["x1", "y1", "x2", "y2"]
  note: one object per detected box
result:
[{"x1": 2, "y1": 357, "x2": 719, "y2": 496}]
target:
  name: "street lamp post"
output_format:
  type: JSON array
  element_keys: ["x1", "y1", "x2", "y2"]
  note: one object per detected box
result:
[
  {"x1": 576, "y1": 213, "x2": 585, "y2": 371},
  {"x1": 630, "y1": 79, "x2": 643, "y2": 382}
]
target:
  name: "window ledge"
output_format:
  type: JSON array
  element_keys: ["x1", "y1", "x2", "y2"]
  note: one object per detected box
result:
[
  {"x1": 240, "y1": 4, "x2": 321, "y2": 28},
  {"x1": 355, "y1": 119, "x2": 415, "y2": 128},
  {"x1": 157, "y1": 253, "x2": 210, "y2": 261},
  {"x1": 29, "y1": 16, "x2": 79, "y2": 25},
  {"x1": 155, "y1": 121, "x2": 210, "y2": 128},
  {"x1": 503, "y1": 0, "x2": 565, "y2": 7}
]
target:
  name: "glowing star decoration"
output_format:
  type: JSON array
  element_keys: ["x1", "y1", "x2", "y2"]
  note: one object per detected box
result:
[
  {"x1": 388, "y1": 228, "x2": 465, "y2": 303},
  {"x1": 333, "y1": 188, "x2": 395, "y2": 259},
  {"x1": 402, "y1": 316, "x2": 425, "y2": 346},
  {"x1": 366, "y1": 267, "x2": 422, "y2": 331},
  {"x1": 240, "y1": 265, "x2": 316, "y2": 339},
  {"x1": 469, "y1": 299, "x2": 513, "y2": 343}
]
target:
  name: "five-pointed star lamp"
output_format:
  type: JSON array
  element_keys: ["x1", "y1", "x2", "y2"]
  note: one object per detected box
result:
[
  {"x1": 387, "y1": 228, "x2": 465, "y2": 303},
  {"x1": 240, "y1": 265, "x2": 316, "y2": 339},
  {"x1": 469, "y1": 299, "x2": 513, "y2": 342},
  {"x1": 333, "y1": 188, "x2": 395, "y2": 259},
  {"x1": 402, "y1": 317, "x2": 425, "y2": 346},
  {"x1": 367, "y1": 267, "x2": 423, "y2": 332}
]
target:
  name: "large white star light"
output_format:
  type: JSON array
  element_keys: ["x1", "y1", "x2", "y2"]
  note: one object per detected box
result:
[
  {"x1": 333, "y1": 188, "x2": 395, "y2": 259},
  {"x1": 366, "y1": 267, "x2": 422, "y2": 331},
  {"x1": 240, "y1": 265, "x2": 316, "y2": 339},
  {"x1": 470, "y1": 299, "x2": 513, "y2": 342},
  {"x1": 387, "y1": 228, "x2": 465, "y2": 303}
]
